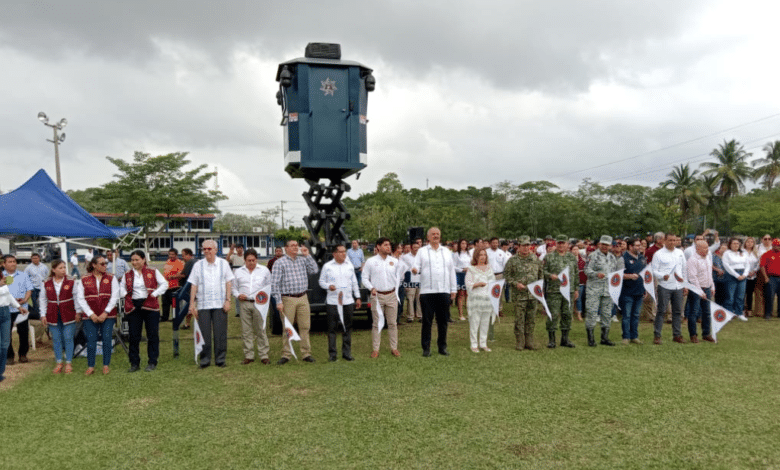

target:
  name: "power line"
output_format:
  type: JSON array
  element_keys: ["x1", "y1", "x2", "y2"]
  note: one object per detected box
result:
[{"x1": 555, "y1": 112, "x2": 780, "y2": 178}]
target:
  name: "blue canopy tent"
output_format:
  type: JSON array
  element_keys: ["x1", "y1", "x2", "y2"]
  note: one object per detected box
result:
[{"x1": 0, "y1": 169, "x2": 117, "y2": 238}]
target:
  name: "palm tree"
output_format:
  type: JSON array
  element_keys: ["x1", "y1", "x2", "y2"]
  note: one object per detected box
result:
[
  {"x1": 699, "y1": 173, "x2": 722, "y2": 230},
  {"x1": 700, "y1": 139, "x2": 753, "y2": 198},
  {"x1": 661, "y1": 163, "x2": 704, "y2": 233},
  {"x1": 700, "y1": 139, "x2": 752, "y2": 233},
  {"x1": 752, "y1": 140, "x2": 780, "y2": 190}
]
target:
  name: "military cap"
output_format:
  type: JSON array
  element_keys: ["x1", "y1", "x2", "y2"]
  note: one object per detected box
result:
[
  {"x1": 518, "y1": 235, "x2": 532, "y2": 245},
  {"x1": 599, "y1": 235, "x2": 613, "y2": 245},
  {"x1": 545, "y1": 234, "x2": 554, "y2": 240},
  {"x1": 556, "y1": 234, "x2": 568, "y2": 242}
]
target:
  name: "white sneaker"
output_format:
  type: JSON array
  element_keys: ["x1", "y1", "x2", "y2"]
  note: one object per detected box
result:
[
  {"x1": 738, "y1": 315, "x2": 748, "y2": 322},
  {"x1": 612, "y1": 317, "x2": 619, "y2": 323}
]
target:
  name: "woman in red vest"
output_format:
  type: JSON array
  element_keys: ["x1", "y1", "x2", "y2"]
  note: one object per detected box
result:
[
  {"x1": 121, "y1": 250, "x2": 168, "y2": 373},
  {"x1": 40, "y1": 259, "x2": 77, "y2": 374},
  {"x1": 76, "y1": 256, "x2": 119, "y2": 375}
]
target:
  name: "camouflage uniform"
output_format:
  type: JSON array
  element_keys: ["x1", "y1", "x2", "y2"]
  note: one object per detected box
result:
[
  {"x1": 544, "y1": 249, "x2": 579, "y2": 340},
  {"x1": 585, "y1": 246, "x2": 618, "y2": 345},
  {"x1": 504, "y1": 250, "x2": 543, "y2": 350}
]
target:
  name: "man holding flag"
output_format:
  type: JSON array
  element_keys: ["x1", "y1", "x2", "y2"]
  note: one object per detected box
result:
[
  {"x1": 318, "y1": 244, "x2": 361, "y2": 362},
  {"x1": 363, "y1": 237, "x2": 403, "y2": 358},
  {"x1": 504, "y1": 235, "x2": 544, "y2": 351},
  {"x1": 585, "y1": 235, "x2": 618, "y2": 347},
  {"x1": 232, "y1": 249, "x2": 272, "y2": 365},
  {"x1": 617, "y1": 238, "x2": 647, "y2": 345},
  {"x1": 686, "y1": 240, "x2": 715, "y2": 343},
  {"x1": 543, "y1": 235, "x2": 579, "y2": 348},
  {"x1": 651, "y1": 233, "x2": 688, "y2": 344}
]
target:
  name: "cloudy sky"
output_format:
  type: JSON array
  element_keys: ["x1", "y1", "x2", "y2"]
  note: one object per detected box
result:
[{"x1": 3, "y1": 1, "x2": 779, "y2": 225}]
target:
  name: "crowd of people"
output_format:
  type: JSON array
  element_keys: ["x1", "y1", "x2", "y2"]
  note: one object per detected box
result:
[{"x1": 1, "y1": 227, "x2": 778, "y2": 381}]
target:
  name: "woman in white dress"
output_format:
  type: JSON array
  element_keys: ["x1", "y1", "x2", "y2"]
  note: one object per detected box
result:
[{"x1": 465, "y1": 247, "x2": 496, "y2": 352}]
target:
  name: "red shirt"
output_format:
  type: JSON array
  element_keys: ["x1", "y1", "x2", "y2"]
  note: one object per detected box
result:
[
  {"x1": 761, "y1": 249, "x2": 780, "y2": 277},
  {"x1": 645, "y1": 243, "x2": 663, "y2": 263}
]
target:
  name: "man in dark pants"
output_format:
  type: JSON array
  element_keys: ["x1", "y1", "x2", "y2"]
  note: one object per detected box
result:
[
  {"x1": 188, "y1": 240, "x2": 235, "y2": 368},
  {"x1": 3, "y1": 255, "x2": 33, "y2": 364},
  {"x1": 760, "y1": 238, "x2": 780, "y2": 318},
  {"x1": 411, "y1": 227, "x2": 457, "y2": 357},
  {"x1": 161, "y1": 248, "x2": 183, "y2": 322},
  {"x1": 318, "y1": 245, "x2": 361, "y2": 361}
]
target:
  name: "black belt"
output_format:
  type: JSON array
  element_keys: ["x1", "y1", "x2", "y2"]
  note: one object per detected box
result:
[
  {"x1": 376, "y1": 289, "x2": 395, "y2": 295},
  {"x1": 282, "y1": 292, "x2": 306, "y2": 298}
]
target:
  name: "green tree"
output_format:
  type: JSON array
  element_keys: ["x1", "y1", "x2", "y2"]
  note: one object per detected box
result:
[
  {"x1": 700, "y1": 139, "x2": 752, "y2": 233},
  {"x1": 98, "y1": 151, "x2": 225, "y2": 250},
  {"x1": 213, "y1": 210, "x2": 279, "y2": 233},
  {"x1": 67, "y1": 187, "x2": 108, "y2": 213},
  {"x1": 752, "y1": 140, "x2": 780, "y2": 190},
  {"x1": 661, "y1": 164, "x2": 704, "y2": 234}
]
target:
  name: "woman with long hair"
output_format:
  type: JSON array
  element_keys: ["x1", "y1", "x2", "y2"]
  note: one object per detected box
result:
[
  {"x1": 755, "y1": 234, "x2": 772, "y2": 318},
  {"x1": 121, "y1": 250, "x2": 168, "y2": 372},
  {"x1": 465, "y1": 247, "x2": 495, "y2": 352},
  {"x1": 742, "y1": 237, "x2": 759, "y2": 317},
  {"x1": 76, "y1": 256, "x2": 120, "y2": 375},
  {"x1": 722, "y1": 238, "x2": 748, "y2": 321},
  {"x1": 40, "y1": 260, "x2": 77, "y2": 374},
  {"x1": 452, "y1": 238, "x2": 471, "y2": 321}
]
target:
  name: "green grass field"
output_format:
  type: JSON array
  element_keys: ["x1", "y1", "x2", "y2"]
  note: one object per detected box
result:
[{"x1": 2, "y1": 305, "x2": 780, "y2": 470}]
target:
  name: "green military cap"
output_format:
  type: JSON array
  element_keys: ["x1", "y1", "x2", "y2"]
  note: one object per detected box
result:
[
  {"x1": 545, "y1": 234, "x2": 553, "y2": 240},
  {"x1": 518, "y1": 235, "x2": 531, "y2": 245},
  {"x1": 556, "y1": 234, "x2": 568, "y2": 242},
  {"x1": 599, "y1": 235, "x2": 613, "y2": 245}
]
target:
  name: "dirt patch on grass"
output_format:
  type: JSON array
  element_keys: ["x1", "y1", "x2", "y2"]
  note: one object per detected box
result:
[
  {"x1": 0, "y1": 339, "x2": 53, "y2": 390},
  {"x1": 126, "y1": 396, "x2": 160, "y2": 410}
]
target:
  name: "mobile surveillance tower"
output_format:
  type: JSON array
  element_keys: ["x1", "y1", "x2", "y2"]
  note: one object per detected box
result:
[{"x1": 275, "y1": 43, "x2": 375, "y2": 267}]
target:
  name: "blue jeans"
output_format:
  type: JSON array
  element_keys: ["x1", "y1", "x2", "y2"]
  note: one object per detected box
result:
[
  {"x1": 577, "y1": 284, "x2": 586, "y2": 312},
  {"x1": 619, "y1": 294, "x2": 644, "y2": 340},
  {"x1": 49, "y1": 318, "x2": 76, "y2": 363},
  {"x1": 0, "y1": 306, "x2": 11, "y2": 380},
  {"x1": 70, "y1": 266, "x2": 80, "y2": 279},
  {"x1": 724, "y1": 272, "x2": 746, "y2": 317},
  {"x1": 687, "y1": 287, "x2": 712, "y2": 337},
  {"x1": 765, "y1": 276, "x2": 780, "y2": 318},
  {"x1": 83, "y1": 317, "x2": 116, "y2": 367}
]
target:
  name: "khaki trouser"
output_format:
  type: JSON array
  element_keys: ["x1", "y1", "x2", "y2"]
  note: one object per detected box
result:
[
  {"x1": 372, "y1": 291, "x2": 398, "y2": 351},
  {"x1": 405, "y1": 286, "x2": 421, "y2": 320},
  {"x1": 239, "y1": 299, "x2": 269, "y2": 360},
  {"x1": 281, "y1": 295, "x2": 312, "y2": 359}
]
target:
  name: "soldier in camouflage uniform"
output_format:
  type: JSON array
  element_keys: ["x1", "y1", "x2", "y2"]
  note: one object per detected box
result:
[
  {"x1": 504, "y1": 235, "x2": 543, "y2": 351},
  {"x1": 585, "y1": 235, "x2": 618, "y2": 347},
  {"x1": 543, "y1": 235, "x2": 579, "y2": 348}
]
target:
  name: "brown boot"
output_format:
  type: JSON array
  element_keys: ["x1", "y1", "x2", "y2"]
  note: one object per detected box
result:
[
  {"x1": 524, "y1": 334, "x2": 537, "y2": 350},
  {"x1": 515, "y1": 336, "x2": 524, "y2": 351},
  {"x1": 702, "y1": 335, "x2": 716, "y2": 343},
  {"x1": 690, "y1": 335, "x2": 699, "y2": 343}
]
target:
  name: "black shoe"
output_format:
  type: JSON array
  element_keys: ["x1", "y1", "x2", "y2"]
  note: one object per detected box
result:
[
  {"x1": 587, "y1": 329, "x2": 596, "y2": 347},
  {"x1": 6, "y1": 358, "x2": 14, "y2": 365},
  {"x1": 144, "y1": 364, "x2": 156, "y2": 372},
  {"x1": 180, "y1": 325, "x2": 190, "y2": 330},
  {"x1": 547, "y1": 331, "x2": 557, "y2": 349},
  {"x1": 438, "y1": 349, "x2": 449, "y2": 356},
  {"x1": 303, "y1": 356, "x2": 316, "y2": 363},
  {"x1": 173, "y1": 351, "x2": 179, "y2": 358},
  {"x1": 199, "y1": 364, "x2": 210, "y2": 369},
  {"x1": 422, "y1": 350, "x2": 431, "y2": 357},
  {"x1": 235, "y1": 313, "x2": 240, "y2": 318},
  {"x1": 600, "y1": 327, "x2": 615, "y2": 346},
  {"x1": 128, "y1": 364, "x2": 140, "y2": 373},
  {"x1": 342, "y1": 355, "x2": 354, "y2": 361},
  {"x1": 216, "y1": 363, "x2": 226, "y2": 368},
  {"x1": 560, "y1": 330, "x2": 575, "y2": 348},
  {"x1": 277, "y1": 357, "x2": 289, "y2": 365},
  {"x1": 329, "y1": 356, "x2": 337, "y2": 362}
]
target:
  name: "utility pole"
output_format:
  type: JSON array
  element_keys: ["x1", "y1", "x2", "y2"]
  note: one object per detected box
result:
[
  {"x1": 38, "y1": 112, "x2": 67, "y2": 188},
  {"x1": 280, "y1": 200, "x2": 285, "y2": 229}
]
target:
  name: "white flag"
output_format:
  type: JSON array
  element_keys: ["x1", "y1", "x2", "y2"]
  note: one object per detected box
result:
[
  {"x1": 527, "y1": 279, "x2": 552, "y2": 320},
  {"x1": 374, "y1": 294, "x2": 385, "y2": 332},
  {"x1": 709, "y1": 301, "x2": 735, "y2": 342},
  {"x1": 337, "y1": 291, "x2": 346, "y2": 332},
  {"x1": 607, "y1": 270, "x2": 624, "y2": 308},
  {"x1": 639, "y1": 266, "x2": 656, "y2": 304},
  {"x1": 193, "y1": 319, "x2": 206, "y2": 364},
  {"x1": 488, "y1": 279, "x2": 506, "y2": 318},
  {"x1": 283, "y1": 316, "x2": 301, "y2": 359},
  {"x1": 13, "y1": 312, "x2": 29, "y2": 325},
  {"x1": 682, "y1": 281, "x2": 705, "y2": 299},
  {"x1": 251, "y1": 286, "x2": 272, "y2": 330},
  {"x1": 558, "y1": 266, "x2": 571, "y2": 303}
]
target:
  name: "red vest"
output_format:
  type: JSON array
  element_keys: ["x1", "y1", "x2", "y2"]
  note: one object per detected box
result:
[
  {"x1": 81, "y1": 274, "x2": 118, "y2": 319},
  {"x1": 124, "y1": 267, "x2": 160, "y2": 313},
  {"x1": 44, "y1": 278, "x2": 77, "y2": 324}
]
